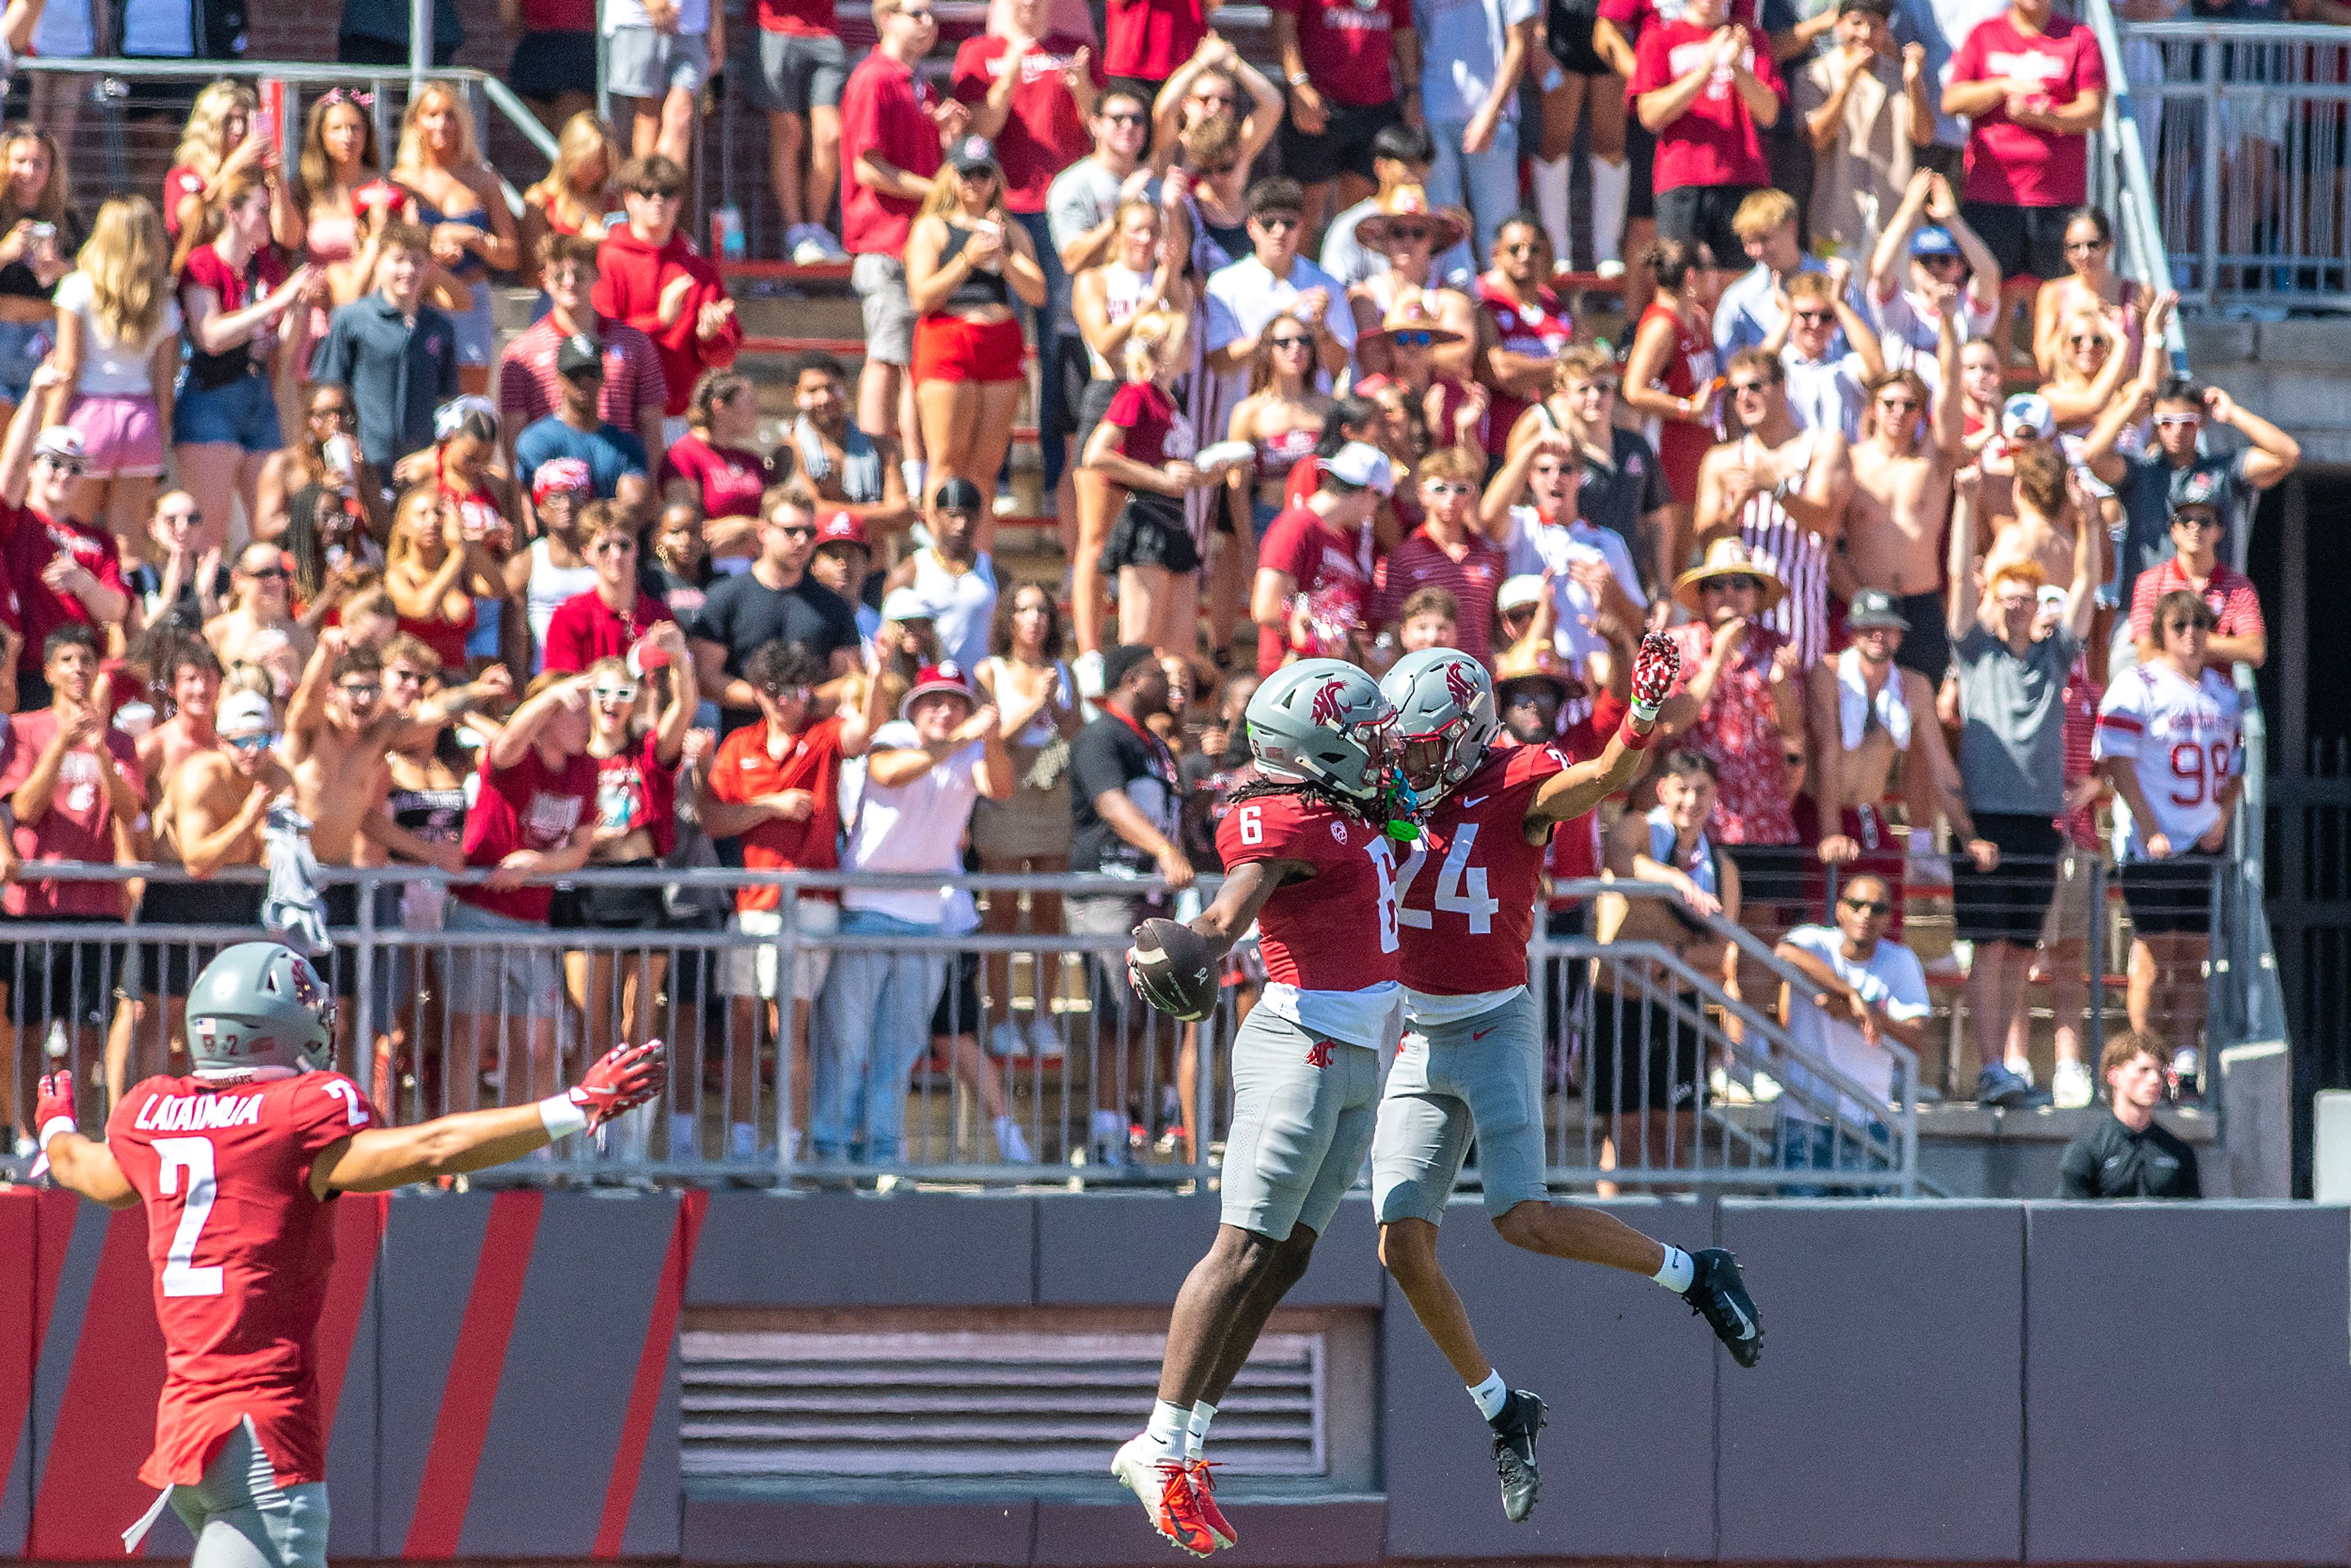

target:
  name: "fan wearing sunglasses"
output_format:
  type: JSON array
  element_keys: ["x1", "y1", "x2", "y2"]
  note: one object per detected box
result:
[
  {"x1": 1759, "y1": 263, "x2": 1881, "y2": 443},
  {"x1": 542, "y1": 503, "x2": 683, "y2": 675},
  {"x1": 1847, "y1": 294, "x2": 1964, "y2": 688},
  {"x1": 1769, "y1": 870, "x2": 1928, "y2": 1178},
  {"x1": 203, "y1": 541, "x2": 315, "y2": 694},
  {"x1": 0, "y1": 419, "x2": 130, "y2": 703}
]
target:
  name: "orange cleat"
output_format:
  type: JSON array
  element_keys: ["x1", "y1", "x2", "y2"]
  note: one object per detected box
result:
[
  {"x1": 1187, "y1": 1459, "x2": 1237, "y2": 1549},
  {"x1": 1111, "y1": 1437, "x2": 1217, "y2": 1558}
]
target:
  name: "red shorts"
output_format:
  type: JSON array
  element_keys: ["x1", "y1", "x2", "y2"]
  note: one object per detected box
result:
[{"x1": 912, "y1": 313, "x2": 1024, "y2": 384}]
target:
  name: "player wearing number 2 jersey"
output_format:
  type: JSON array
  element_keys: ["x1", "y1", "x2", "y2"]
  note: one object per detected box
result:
[
  {"x1": 1112, "y1": 659, "x2": 1403, "y2": 1558},
  {"x1": 33, "y1": 942, "x2": 667, "y2": 1568},
  {"x1": 1372, "y1": 644, "x2": 1766, "y2": 1526},
  {"x1": 2093, "y1": 589, "x2": 2243, "y2": 1082}
]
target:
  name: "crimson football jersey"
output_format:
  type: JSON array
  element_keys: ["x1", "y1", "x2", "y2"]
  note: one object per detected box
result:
[
  {"x1": 1397, "y1": 743, "x2": 1568, "y2": 996},
  {"x1": 1216, "y1": 789, "x2": 1400, "y2": 1040},
  {"x1": 107, "y1": 1071, "x2": 380, "y2": 1488}
]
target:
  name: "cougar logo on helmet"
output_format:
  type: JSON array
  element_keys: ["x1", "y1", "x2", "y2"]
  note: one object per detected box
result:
[
  {"x1": 1443, "y1": 661, "x2": 1479, "y2": 711},
  {"x1": 1310, "y1": 676, "x2": 1351, "y2": 729}
]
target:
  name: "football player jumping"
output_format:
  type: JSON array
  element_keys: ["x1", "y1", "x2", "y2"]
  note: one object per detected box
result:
[{"x1": 1373, "y1": 638, "x2": 1763, "y2": 1524}]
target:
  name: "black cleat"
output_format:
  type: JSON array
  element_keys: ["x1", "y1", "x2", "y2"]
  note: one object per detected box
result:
[
  {"x1": 1683, "y1": 1247, "x2": 1763, "y2": 1367},
  {"x1": 1487, "y1": 1390, "x2": 1547, "y2": 1522}
]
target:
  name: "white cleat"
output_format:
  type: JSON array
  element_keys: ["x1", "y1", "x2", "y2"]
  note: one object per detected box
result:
[{"x1": 1112, "y1": 1436, "x2": 1216, "y2": 1556}]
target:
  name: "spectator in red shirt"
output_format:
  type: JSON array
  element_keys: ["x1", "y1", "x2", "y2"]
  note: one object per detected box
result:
[
  {"x1": 751, "y1": 0, "x2": 857, "y2": 265},
  {"x1": 1, "y1": 422, "x2": 131, "y2": 708},
  {"x1": 661, "y1": 369, "x2": 782, "y2": 535},
  {"x1": 1629, "y1": 0, "x2": 1785, "y2": 270},
  {"x1": 1270, "y1": 0, "x2": 1419, "y2": 238},
  {"x1": 498, "y1": 233, "x2": 668, "y2": 465},
  {"x1": 592, "y1": 156, "x2": 742, "y2": 444},
  {"x1": 2128, "y1": 478, "x2": 2264, "y2": 672},
  {"x1": 699, "y1": 639, "x2": 885, "y2": 1163},
  {"x1": 542, "y1": 502, "x2": 680, "y2": 673},
  {"x1": 446, "y1": 670, "x2": 599, "y2": 1112},
  {"x1": 1370, "y1": 444, "x2": 1507, "y2": 667},
  {"x1": 954, "y1": 0, "x2": 1102, "y2": 506},
  {"x1": 1940, "y1": 0, "x2": 2106, "y2": 287},
  {"x1": 1101, "y1": 0, "x2": 1208, "y2": 108},
  {"x1": 0, "y1": 623, "x2": 145, "y2": 1063},
  {"x1": 1081, "y1": 309, "x2": 1224, "y2": 655},
  {"x1": 842, "y1": 0, "x2": 966, "y2": 482},
  {"x1": 1251, "y1": 439, "x2": 1395, "y2": 674}
]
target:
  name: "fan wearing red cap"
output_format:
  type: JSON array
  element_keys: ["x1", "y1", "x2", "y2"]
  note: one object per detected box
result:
[{"x1": 806, "y1": 511, "x2": 883, "y2": 645}]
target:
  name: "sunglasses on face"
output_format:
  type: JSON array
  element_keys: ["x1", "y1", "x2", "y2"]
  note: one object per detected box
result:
[
  {"x1": 1841, "y1": 897, "x2": 1892, "y2": 915},
  {"x1": 310, "y1": 405, "x2": 353, "y2": 423},
  {"x1": 630, "y1": 187, "x2": 683, "y2": 202},
  {"x1": 1731, "y1": 380, "x2": 1772, "y2": 396},
  {"x1": 339, "y1": 682, "x2": 381, "y2": 700},
  {"x1": 387, "y1": 667, "x2": 425, "y2": 686},
  {"x1": 590, "y1": 538, "x2": 637, "y2": 555},
  {"x1": 1500, "y1": 241, "x2": 1541, "y2": 255},
  {"x1": 1878, "y1": 396, "x2": 1920, "y2": 412},
  {"x1": 2154, "y1": 413, "x2": 2200, "y2": 429},
  {"x1": 775, "y1": 524, "x2": 816, "y2": 539},
  {"x1": 1703, "y1": 577, "x2": 1760, "y2": 593},
  {"x1": 1793, "y1": 309, "x2": 1835, "y2": 325},
  {"x1": 1919, "y1": 254, "x2": 1965, "y2": 269},
  {"x1": 159, "y1": 509, "x2": 202, "y2": 527},
  {"x1": 1388, "y1": 225, "x2": 1430, "y2": 243},
  {"x1": 223, "y1": 732, "x2": 276, "y2": 753},
  {"x1": 244, "y1": 565, "x2": 290, "y2": 582},
  {"x1": 2068, "y1": 333, "x2": 2104, "y2": 348},
  {"x1": 1256, "y1": 216, "x2": 1302, "y2": 235},
  {"x1": 1101, "y1": 109, "x2": 1147, "y2": 125},
  {"x1": 2163, "y1": 617, "x2": 2213, "y2": 634},
  {"x1": 2172, "y1": 514, "x2": 2220, "y2": 531},
  {"x1": 1269, "y1": 335, "x2": 1312, "y2": 351},
  {"x1": 896, "y1": 5, "x2": 935, "y2": 18},
  {"x1": 593, "y1": 684, "x2": 639, "y2": 702},
  {"x1": 763, "y1": 683, "x2": 813, "y2": 703},
  {"x1": 2065, "y1": 237, "x2": 2109, "y2": 253},
  {"x1": 1392, "y1": 330, "x2": 1434, "y2": 348}
]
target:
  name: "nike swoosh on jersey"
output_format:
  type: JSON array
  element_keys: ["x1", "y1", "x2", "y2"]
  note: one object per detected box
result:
[
  {"x1": 1472, "y1": 1026, "x2": 1496, "y2": 1041},
  {"x1": 1461, "y1": 795, "x2": 1489, "y2": 810}
]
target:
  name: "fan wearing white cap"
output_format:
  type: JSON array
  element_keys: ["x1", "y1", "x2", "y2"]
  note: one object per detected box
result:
[
  {"x1": 119, "y1": 690, "x2": 289, "y2": 1096},
  {"x1": 1250, "y1": 440, "x2": 1392, "y2": 677},
  {"x1": 3, "y1": 420, "x2": 130, "y2": 705}
]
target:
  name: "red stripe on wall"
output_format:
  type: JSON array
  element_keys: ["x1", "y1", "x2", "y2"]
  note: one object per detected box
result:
[
  {"x1": 315, "y1": 1194, "x2": 387, "y2": 1436},
  {"x1": 400, "y1": 1190, "x2": 542, "y2": 1559},
  {"x1": 590, "y1": 1191, "x2": 706, "y2": 1557},
  {"x1": 29, "y1": 1208, "x2": 170, "y2": 1559}
]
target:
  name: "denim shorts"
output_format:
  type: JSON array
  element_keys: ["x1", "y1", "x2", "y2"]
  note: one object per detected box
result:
[
  {"x1": 173, "y1": 370, "x2": 284, "y2": 452},
  {"x1": 448, "y1": 282, "x2": 497, "y2": 369},
  {"x1": 0, "y1": 318, "x2": 54, "y2": 405}
]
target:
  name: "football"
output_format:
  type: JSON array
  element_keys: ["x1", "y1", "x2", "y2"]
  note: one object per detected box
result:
[{"x1": 1128, "y1": 918, "x2": 1220, "y2": 1022}]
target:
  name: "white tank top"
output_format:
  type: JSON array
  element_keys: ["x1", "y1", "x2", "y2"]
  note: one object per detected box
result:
[
  {"x1": 527, "y1": 536, "x2": 601, "y2": 654},
  {"x1": 1085, "y1": 263, "x2": 1154, "y2": 380},
  {"x1": 1736, "y1": 431, "x2": 1831, "y2": 672},
  {"x1": 912, "y1": 548, "x2": 998, "y2": 673}
]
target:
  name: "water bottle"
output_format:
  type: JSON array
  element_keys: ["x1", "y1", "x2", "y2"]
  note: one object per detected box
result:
[{"x1": 711, "y1": 205, "x2": 745, "y2": 263}]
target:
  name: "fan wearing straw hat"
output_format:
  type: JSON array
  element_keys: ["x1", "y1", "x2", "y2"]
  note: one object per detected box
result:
[
  {"x1": 1661, "y1": 539, "x2": 1807, "y2": 914},
  {"x1": 1346, "y1": 186, "x2": 1477, "y2": 380},
  {"x1": 1358, "y1": 293, "x2": 1488, "y2": 456}
]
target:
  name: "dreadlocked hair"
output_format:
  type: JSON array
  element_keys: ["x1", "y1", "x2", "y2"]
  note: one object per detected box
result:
[{"x1": 1226, "y1": 773, "x2": 1378, "y2": 824}]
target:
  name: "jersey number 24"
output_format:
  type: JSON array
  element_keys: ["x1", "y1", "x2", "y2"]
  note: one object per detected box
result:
[{"x1": 1395, "y1": 823, "x2": 1501, "y2": 934}]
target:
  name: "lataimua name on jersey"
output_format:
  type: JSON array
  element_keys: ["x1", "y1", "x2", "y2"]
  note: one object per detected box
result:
[{"x1": 132, "y1": 1093, "x2": 267, "y2": 1131}]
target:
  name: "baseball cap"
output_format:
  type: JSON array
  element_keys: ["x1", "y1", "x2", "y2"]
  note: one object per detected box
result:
[
  {"x1": 880, "y1": 587, "x2": 936, "y2": 623},
  {"x1": 1324, "y1": 441, "x2": 1400, "y2": 496},
  {"x1": 931, "y1": 476, "x2": 984, "y2": 512},
  {"x1": 2170, "y1": 457, "x2": 2235, "y2": 517},
  {"x1": 899, "y1": 661, "x2": 975, "y2": 720},
  {"x1": 816, "y1": 511, "x2": 870, "y2": 553},
  {"x1": 2001, "y1": 393, "x2": 2054, "y2": 440},
  {"x1": 32, "y1": 426, "x2": 84, "y2": 463},
  {"x1": 1911, "y1": 225, "x2": 1963, "y2": 260},
  {"x1": 947, "y1": 135, "x2": 999, "y2": 174},
  {"x1": 216, "y1": 690, "x2": 276, "y2": 740},
  {"x1": 533, "y1": 457, "x2": 593, "y2": 501},
  {"x1": 556, "y1": 333, "x2": 606, "y2": 377},
  {"x1": 1845, "y1": 587, "x2": 1911, "y2": 632},
  {"x1": 1496, "y1": 574, "x2": 1548, "y2": 615}
]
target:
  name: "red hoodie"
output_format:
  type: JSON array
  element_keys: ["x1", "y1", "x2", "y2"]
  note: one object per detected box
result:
[{"x1": 592, "y1": 226, "x2": 744, "y2": 418}]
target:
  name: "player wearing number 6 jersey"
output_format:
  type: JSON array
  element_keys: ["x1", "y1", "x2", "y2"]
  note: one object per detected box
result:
[
  {"x1": 2093, "y1": 588, "x2": 2243, "y2": 1082},
  {"x1": 1112, "y1": 659, "x2": 1404, "y2": 1558},
  {"x1": 32, "y1": 941, "x2": 668, "y2": 1568},
  {"x1": 1372, "y1": 642, "x2": 1766, "y2": 1526}
]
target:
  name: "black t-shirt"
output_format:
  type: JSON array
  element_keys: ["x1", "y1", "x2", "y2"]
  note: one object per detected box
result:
[
  {"x1": 1071, "y1": 712, "x2": 1182, "y2": 876},
  {"x1": 2115, "y1": 449, "x2": 2252, "y2": 621},
  {"x1": 2056, "y1": 1110, "x2": 2203, "y2": 1199},
  {"x1": 1575, "y1": 427, "x2": 1673, "y2": 580},
  {"x1": 687, "y1": 568, "x2": 863, "y2": 730}
]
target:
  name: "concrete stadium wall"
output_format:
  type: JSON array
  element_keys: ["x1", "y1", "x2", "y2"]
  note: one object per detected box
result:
[{"x1": 0, "y1": 1187, "x2": 2342, "y2": 1566}]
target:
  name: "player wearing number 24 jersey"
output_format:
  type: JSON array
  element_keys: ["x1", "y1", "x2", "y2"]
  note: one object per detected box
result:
[
  {"x1": 1370, "y1": 643, "x2": 1766, "y2": 1529},
  {"x1": 34, "y1": 942, "x2": 666, "y2": 1568},
  {"x1": 1113, "y1": 659, "x2": 1404, "y2": 1558}
]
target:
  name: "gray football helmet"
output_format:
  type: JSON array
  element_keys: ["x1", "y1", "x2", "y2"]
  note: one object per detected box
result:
[
  {"x1": 1247, "y1": 658, "x2": 1397, "y2": 805},
  {"x1": 187, "y1": 942, "x2": 336, "y2": 1079},
  {"x1": 1381, "y1": 648, "x2": 1501, "y2": 809}
]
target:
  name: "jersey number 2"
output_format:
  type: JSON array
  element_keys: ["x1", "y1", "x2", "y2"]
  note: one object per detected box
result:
[
  {"x1": 155, "y1": 1136, "x2": 224, "y2": 1299},
  {"x1": 1394, "y1": 825, "x2": 1501, "y2": 934}
]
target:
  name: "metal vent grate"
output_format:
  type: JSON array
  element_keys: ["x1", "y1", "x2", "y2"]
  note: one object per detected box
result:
[{"x1": 681, "y1": 1329, "x2": 1326, "y2": 1480}]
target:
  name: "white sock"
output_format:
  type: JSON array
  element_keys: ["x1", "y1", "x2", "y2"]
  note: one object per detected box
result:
[
  {"x1": 901, "y1": 458, "x2": 926, "y2": 501},
  {"x1": 1654, "y1": 1245, "x2": 1695, "y2": 1293},
  {"x1": 1589, "y1": 154, "x2": 1630, "y2": 267},
  {"x1": 1186, "y1": 1400, "x2": 1215, "y2": 1460},
  {"x1": 1467, "y1": 1369, "x2": 1510, "y2": 1422},
  {"x1": 728, "y1": 1122, "x2": 758, "y2": 1158},
  {"x1": 1530, "y1": 156, "x2": 1572, "y2": 262},
  {"x1": 1146, "y1": 1398, "x2": 1190, "y2": 1456}
]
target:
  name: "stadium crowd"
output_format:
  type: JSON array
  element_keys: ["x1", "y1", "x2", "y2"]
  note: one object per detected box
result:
[{"x1": 0, "y1": 0, "x2": 2311, "y2": 1179}]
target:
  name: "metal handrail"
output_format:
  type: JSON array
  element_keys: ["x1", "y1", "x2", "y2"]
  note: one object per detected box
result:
[{"x1": 2083, "y1": 0, "x2": 2186, "y2": 369}]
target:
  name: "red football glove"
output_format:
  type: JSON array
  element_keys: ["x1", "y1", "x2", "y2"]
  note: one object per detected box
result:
[
  {"x1": 568, "y1": 1040, "x2": 669, "y2": 1131},
  {"x1": 1630, "y1": 631, "x2": 1681, "y2": 723},
  {"x1": 34, "y1": 1071, "x2": 76, "y2": 1145}
]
